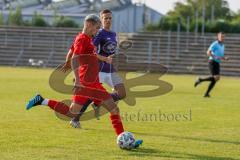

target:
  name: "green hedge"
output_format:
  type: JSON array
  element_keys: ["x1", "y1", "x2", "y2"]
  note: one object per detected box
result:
[{"x1": 2, "y1": 7, "x2": 79, "y2": 28}]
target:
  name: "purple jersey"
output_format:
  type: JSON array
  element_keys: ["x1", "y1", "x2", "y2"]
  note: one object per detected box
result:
[{"x1": 93, "y1": 29, "x2": 117, "y2": 73}]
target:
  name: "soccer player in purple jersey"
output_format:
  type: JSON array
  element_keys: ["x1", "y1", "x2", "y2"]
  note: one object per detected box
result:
[
  {"x1": 94, "y1": 9, "x2": 126, "y2": 103},
  {"x1": 86, "y1": 9, "x2": 126, "y2": 119}
]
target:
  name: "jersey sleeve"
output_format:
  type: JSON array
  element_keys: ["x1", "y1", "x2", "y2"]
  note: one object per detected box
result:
[
  {"x1": 208, "y1": 41, "x2": 217, "y2": 53},
  {"x1": 73, "y1": 39, "x2": 86, "y2": 55}
]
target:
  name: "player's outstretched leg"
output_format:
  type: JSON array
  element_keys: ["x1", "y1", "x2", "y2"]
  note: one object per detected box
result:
[
  {"x1": 26, "y1": 94, "x2": 76, "y2": 118},
  {"x1": 26, "y1": 94, "x2": 44, "y2": 110},
  {"x1": 194, "y1": 77, "x2": 201, "y2": 87},
  {"x1": 194, "y1": 76, "x2": 215, "y2": 88}
]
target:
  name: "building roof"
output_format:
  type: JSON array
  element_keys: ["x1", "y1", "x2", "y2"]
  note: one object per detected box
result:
[{"x1": 1, "y1": 0, "x2": 138, "y2": 13}]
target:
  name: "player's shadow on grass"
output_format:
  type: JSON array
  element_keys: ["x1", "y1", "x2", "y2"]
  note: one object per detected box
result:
[
  {"x1": 161, "y1": 134, "x2": 240, "y2": 145},
  {"x1": 125, "y1": 148, "x2": 238, "y2": 160},
  {"x1": 134, "y1": 132, "x2": 240, "y2": 145}
]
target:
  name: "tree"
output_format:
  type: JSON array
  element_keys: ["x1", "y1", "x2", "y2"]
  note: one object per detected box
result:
[
  {"x1": 229, "y1": 11, "x2": 240, "y2": 33},
  {"x1": 32, "y1": 12, "x2": 48, "y2": 27},
  {"x1": 7, "y1": 7, "x2": 23, "y2": 26},
  {"x1": 0, "y1": 11, "x2": 4, "y2": 25},
  {"x1": 53, "y1": 15, "x2": 78, "y2": 28},
  {"x1": 145, "y1": 0, "x2": 237, "y2": 32},
  {"x1": 168, "y1": 0, "x2": 231, "y2": 23},
  {"x1": 185, "y1": 0, "x2": 230, "y2": 20}
]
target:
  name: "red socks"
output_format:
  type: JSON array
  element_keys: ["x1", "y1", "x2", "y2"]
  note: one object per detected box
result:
[
  {"x1": 48, "y1": 100, "x2": 70, "y2": 116},
  {"x1": 110, "y1": 114, "x2": 124, "y2": 135}
]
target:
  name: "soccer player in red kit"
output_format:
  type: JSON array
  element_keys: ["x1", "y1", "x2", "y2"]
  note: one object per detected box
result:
[{"x1": 26, "y1": 14, "x2": 142, "y2": 149}]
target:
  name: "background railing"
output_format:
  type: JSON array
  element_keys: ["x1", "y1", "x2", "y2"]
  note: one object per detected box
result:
[{"x1": 0, "y1": 26, "x2": 239, "y2": 76}]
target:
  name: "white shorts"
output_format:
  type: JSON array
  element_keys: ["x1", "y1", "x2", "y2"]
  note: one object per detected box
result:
[{"x1": 99, "y1": 72, "x2": 123, "y2": 88}]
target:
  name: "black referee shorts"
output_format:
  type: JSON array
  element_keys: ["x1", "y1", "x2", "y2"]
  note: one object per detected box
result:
[{"x1": 209, "y1": 60, "x2": 220, "y2": 75}]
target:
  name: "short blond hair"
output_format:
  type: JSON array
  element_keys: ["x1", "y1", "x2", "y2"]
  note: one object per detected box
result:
[{"x1": 85, "y1": 14, "x2": 101, "y2": 24}]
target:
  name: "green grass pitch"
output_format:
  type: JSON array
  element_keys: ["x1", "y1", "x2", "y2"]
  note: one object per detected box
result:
[{"x1": 0, "y1": 67, "x2": 239, "y2": 160}]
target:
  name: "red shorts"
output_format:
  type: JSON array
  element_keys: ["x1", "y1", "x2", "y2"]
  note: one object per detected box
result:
[{"x1": 72, "y1": 82, "x2": 111, "y2": 106}]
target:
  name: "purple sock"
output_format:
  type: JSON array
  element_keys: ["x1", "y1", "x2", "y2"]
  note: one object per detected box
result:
[{"x1": 110, "y1": 93, "x2": 121, "y2": 102}]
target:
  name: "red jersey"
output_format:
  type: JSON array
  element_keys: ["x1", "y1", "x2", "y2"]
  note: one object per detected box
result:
[
  {"x1": 70, "y1": 33, "x2": 111, "y2": 105},
  {"x1": 71, "y1": 33, "x2": 99, "y2": 85}
]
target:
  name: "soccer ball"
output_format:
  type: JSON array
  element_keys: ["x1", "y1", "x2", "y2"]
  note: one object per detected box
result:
[{"x1": 117, "y1": 131, "x2": 135, "y2": 149}]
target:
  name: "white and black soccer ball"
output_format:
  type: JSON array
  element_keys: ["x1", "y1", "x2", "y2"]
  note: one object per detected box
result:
[{"x1": 117, "y1": 131, "x2": 135, "y2": 149}]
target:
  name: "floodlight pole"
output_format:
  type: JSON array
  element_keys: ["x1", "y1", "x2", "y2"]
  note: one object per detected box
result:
[
  {"x1": 202, "y1": 0, "x2": 206, "y2": 36},
  {"x1": 186, "y1": 16, "x2": 190, "y2": 50},
  {"x1": 194, "y1": 0, "x2": 198, "y2": 42},
  {"x1": 211, "y1": 5, "x2": 215, "y2": 23}
]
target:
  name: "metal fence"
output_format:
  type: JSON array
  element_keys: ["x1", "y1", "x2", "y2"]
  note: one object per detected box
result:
[{"x1": 0, "y1": 26, "x2": 240, "y2": 76}]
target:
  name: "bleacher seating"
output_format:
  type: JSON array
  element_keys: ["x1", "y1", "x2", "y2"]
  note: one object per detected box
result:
[
  {"x1": 0, "y1": 26, "x2": 239, "y2": 76},
  {"x1": 118, "y1": 31, "x2": 240, "y2": 76}
]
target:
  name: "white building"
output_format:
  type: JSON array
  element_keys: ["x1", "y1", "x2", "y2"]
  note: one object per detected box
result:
[{"x1": 1, "y1": 0, "x2": 163, "y2": 32}]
